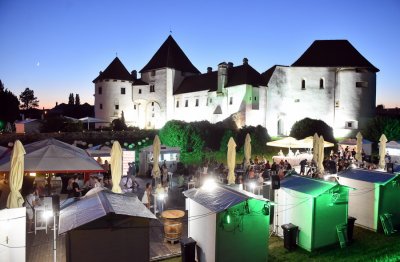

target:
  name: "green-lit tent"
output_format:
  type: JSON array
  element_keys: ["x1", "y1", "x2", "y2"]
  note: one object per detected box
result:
[
  {"x1": 274, "y1": 175, "x2": 350, "y2": 251},
  {"x1": 184, "y1": 185, "x2": 270, "y2": 262},
  {"x1": 337, "y1": 169, "x2": 400, "y2": 233}
]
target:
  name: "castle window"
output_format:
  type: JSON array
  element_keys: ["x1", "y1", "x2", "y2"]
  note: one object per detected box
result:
[
  {"x1": 254, "y1": 96, "x2": 257, "y2": 101},
  {"x1": 176, "y1": 101, "x2": 179, "y2": 108},
  {"x1": 134, "y1": 105, "x2": 136, "y2": 110},
  {"x1": 121, "y1": 87, "x2": 126, "y2": 94},
  {"x1": 345, "y1": 121, "x2": 358, "y2": 129},
  {"x1": 151, "y1": 102, "x2": 154, "y2": 106},
  {"x1": 320, "y1": 78, "x2": 324, "y2": 89},
  {"x1": 151, "y1": 70, "x2": 156, "y2": 76},
  {"x1": 356, "y1": 81, "x2": 368, "y2": 88},
  {"x1": 150, "y1": 84, "x2": 155, "y2": 92},
  {"x1": 139, "y1": 89, "x2": 142, "y2": 94},
  {"x1": 152, "y1": 113, "x2": 155, "y2": 118},
  {"x1": 195, "y1": 99, "x2": 199, "y2": 107},
  {"x1": 294, "y1": 99, "x2": 300, "y2": 103},
  {"x1": 301, "y1": 79, "x2": 306, "y2": 90},
  {"x1": 210, "y1": 98, "x2": 212, "y2": 103},
  {"x1": 115, "y1": 105, "x2": 119, "y2": 110},
  {"x1": 113, "y1": 79, "x2": 117, "y2": 82},
  {"x1": 185, "y1": 100, "x2": 188, "y2": 107},
  {"x1": 99, "y1": 103, "x2": 103, "y2": 109},
  {"x1": 335, "y1": 101, "x2": 340, "y2": 108},
  {"x1": 98, "y1": 87, "x2": 102, "y2": 95},
  {"x1": 229, "y1": 97, "x2": 233, "y2": 105}
]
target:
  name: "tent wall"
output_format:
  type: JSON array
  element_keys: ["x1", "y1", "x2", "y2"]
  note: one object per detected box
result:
[
  {"x1": 187, "y1": 199, "x2": 216, "y2": 262},
  {"x1": 66, "y1": 218, "x2": 150, "y2": 262},
  {"x1": 313, "y1": 188, "x2": 348, "y2": 249},
  {"x1": 338, "y1": 177, "x2": 377, "y2": 230},
  {"x1": 274, "y1": 188, "x2": 313, "y2": 251},
  {"x1": 379, "y1": 176, "x2": 400, "y2": 230},
  {"x1": 216, "y1": 199, "x2": 269, "y2": 262}
]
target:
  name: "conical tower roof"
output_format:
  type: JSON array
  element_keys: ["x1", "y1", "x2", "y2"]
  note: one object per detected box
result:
[
  {"x1": 93, "y1": 57, "x2": 133, "y2": 83},
  {"x1": 140, "y1": 35, "x2": 200, "y2": 74}
]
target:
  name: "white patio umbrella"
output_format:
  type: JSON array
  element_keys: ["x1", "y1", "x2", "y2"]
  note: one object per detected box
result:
[
  {"x1": 227, "y1": 137, "x2": 237, "y2": 185},
  {"x1": 297, "y1": 136, "x2": 334, "y2": 148},
  {"x1": 312, "y1": 133, "x2": 319, "y2": 162},
  {"x1": 317, "y1": 136, "x2": 325, "y2": 174},
  {"x1": 152, "y1": 135, "x2": 161, "y2": 182},
  {"x1": 6, "y1": 140, "x2": 26, "y2": 208},
  {"x1": 110, "y1": 141, "x2": 122, "y2": 193},
  {"x1": 378, "y1": 134, "x2": 388, "y2": 170},
  {"x1": 355, "y1": 132, "x2": 363, "y2": 161},
  {"x1": 244, "y1": 133, "x2": 251, "y2": 170}
]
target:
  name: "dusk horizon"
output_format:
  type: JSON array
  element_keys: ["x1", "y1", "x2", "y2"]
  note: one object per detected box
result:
[{"x1": 1, "y1": 0, "x2": 399, "y2": 109}]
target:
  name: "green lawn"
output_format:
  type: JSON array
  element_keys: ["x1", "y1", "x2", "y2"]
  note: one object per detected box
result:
[{"x1": 160, "y1": 226, "x2": 400, "y2": 262}]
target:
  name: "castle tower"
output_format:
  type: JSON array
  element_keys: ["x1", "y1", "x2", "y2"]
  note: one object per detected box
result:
[{"x1": 93, "y1": 57, "x2": 134, "y2": 127}]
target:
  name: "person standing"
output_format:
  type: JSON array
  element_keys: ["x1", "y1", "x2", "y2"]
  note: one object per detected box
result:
[
  {"x1": 72, "y1": 175, "x2": 82, "y2": 198},
  {"x1": 25, "y1": 187, "x2": 39, "y2": 233},
  {"x1": 141, "y1": 183, "x2": 152, "y2": 209}
]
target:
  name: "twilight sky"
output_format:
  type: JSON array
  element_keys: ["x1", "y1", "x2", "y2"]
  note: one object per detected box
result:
[{"x1": 0, "y1": 0, "x2": 399, "y2": 109}]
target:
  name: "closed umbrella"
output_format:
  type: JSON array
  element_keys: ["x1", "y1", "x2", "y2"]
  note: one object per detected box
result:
[
  {"x1": 6, "y1": 140, "x2": 26, "y2": 208},
  {"x1": 110, "y1": 141, "x2": 122, "y2": 193},
  {"x1": 317, "y1": 136, "x2": 325, "y2": 174},
  {"x1": 227, "y1": 137, "x2": 237, "y2": 185},
  {"x1": 152, "y1": 135, "x2": 161, "y2": 183},
  {"x1": 379, "y1": 134, "x2": 388, "y2": 170},
  {"x1": 244, "y1": 134, "x2": 251, "y2": 170},
  {"x1": 355, "y1": 132, "x2": 363, "y2": 162},
  {"x1": 312, "y1": 133, "x2": 319, "y2": 162}
]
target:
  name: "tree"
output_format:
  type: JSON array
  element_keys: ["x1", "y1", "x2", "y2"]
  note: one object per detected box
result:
[
  {"x1": 75, "y1": 94, "x2": 80, "y2": 105},
  {"x1": 19, "y1": 87, "x2": 39, "y2": 110},
  {"x1": 0, "y1": 80, "x2": 20, "y2": 125},
  {"x1": 68, "y1": 93, "x2": 74, "y2": 105},
  {"x1": 363, "y1": 116, "x2": 400, "y2": 142},
  {"x1": 290, "y1": 118, "x2": 335, "y2": 142}
]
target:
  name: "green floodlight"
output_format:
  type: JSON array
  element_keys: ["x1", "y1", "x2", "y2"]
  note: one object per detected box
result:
[
  {"x1": 0, "y1": 120, "x2": 5, "y2": 130},
  {"x1": 224, "y1": 212, "x2": 231, "y2": 224}
]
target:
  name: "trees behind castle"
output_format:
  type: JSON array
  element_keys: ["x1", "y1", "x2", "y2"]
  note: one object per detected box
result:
[
  {"x1": 0, "y1": 80, "x2": 20, "y2": 125},
  {"x1": 290, "y1": 118, "x2": 335, "y2": 142},
  {"x1": 19, "y1": 87, "x2": 39, "y2": 110},
  {"x1": 363, "y1": 116, "x2": 400, "y2": 142}
]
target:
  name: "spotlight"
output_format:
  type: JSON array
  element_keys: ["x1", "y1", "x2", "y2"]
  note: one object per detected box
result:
[{"x1": 202, "y1": 178, "x2": 217, "y2": 191}]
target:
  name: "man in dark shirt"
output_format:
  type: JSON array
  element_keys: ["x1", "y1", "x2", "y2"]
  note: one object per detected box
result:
[{"x1": 72, "y1": 175, "x2": 82, "y2": 198}]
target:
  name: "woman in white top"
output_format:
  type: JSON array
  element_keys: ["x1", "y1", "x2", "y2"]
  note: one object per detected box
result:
[
  {"x1": 25, "y1": 187, "x2": 39, "y2": 232},
  {"x1": 141, "y1": 183, "x2": 152, "y2": 209}
]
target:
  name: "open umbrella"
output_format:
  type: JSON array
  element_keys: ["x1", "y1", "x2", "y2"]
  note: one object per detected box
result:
[
  {"x1": 227, "y1": 137, "x2": 237, "y2": 185},
  {"x1": 378, "y1": 134, "x2": 388, "y2": 170},
  {"x1": 6, "y1": 140, "x2": 26, "y2": 208},
  {"x1": 355, "y1": 132, "x2": 363, "y2": 161},
  {"x1": 110, "y1": 141, "x2": 122, "y2": 193},
  {"x1": 244, "y1": 133, "x2": 251, "y2": 170},
  {"x1": 312, "y1": 133, "x2": 319, "y2": 162},
  {"x1": 297, "y1": 136, "x2": 334, "y2": 148},
  {"x1": 317, "y1": 136, "x2": 325, "y2": 174},
  {"x1": 152, "y1": 135, "x2": 161, "y2": 183}
]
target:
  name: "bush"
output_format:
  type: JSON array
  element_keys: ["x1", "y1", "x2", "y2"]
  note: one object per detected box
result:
[{"x1": 290, "y1": 118, "x2": 335, "y2": 142}]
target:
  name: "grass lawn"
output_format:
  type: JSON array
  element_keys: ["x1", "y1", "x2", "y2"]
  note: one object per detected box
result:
[
  {"x1": 269, "y1": 226, "x2": 400, "y2": 261},
  {"x1": 161, "y1": 226, "x2": 400, "y2": 261}
]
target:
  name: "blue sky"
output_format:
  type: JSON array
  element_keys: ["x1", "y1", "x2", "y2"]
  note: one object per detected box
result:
[{"x1": 0, "y1": 0, "x2": 399, "y2": 108}]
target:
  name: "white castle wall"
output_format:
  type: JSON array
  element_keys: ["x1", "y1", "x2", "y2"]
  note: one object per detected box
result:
[{"x1": 94, "y1": 79, "x2": 134, "y2": 127}]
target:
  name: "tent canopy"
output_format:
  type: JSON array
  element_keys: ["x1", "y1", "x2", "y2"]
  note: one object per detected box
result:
[
  {"x1": 338, "y1": 168, "x2": 398, "y2": 185},
  {"x1": 184, "y1": 185, "x2": 267, "y2": 213},
  {"x1": 338, "y1": 138, "x2": 373, "y2": 146},
  {"x1": 267, "y1": 137, "x2": 303, "y2": 148},
  {"x1": 0, "y1": 138, "x2": 104, "y2": 173},
  {"x1": 280, "y1": 175, "x2": 338, "y2": 197},
  {"x1": 59, "y1": 189, "x2": 156, "y2": 234},
  {"x1": 297, "y1": 136, "x2": 334, "y2": 148},
  {"x1": 79, "y1": 117, "x2": 109, "y2": 123},
  {"x1": 386, "y1": 141, "x2": 400, "y2": 150}
]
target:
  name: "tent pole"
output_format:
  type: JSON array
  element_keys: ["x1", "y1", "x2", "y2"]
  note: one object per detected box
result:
[{"x1": 53, "y1": 212, "x2": 57, "y2": 262}]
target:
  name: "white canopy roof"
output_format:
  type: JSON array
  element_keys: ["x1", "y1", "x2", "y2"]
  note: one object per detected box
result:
[{"x1": 0, "y1": 138, "x2": 105, "y2": 173}]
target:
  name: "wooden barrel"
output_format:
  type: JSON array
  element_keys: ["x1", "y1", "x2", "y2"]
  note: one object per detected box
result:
[
  {"x1": 161, "y1": 210, "x2": 185, "y2": 242},
  {"x1": 163, "y1": 219, "x2": 183, "y2": 241}
]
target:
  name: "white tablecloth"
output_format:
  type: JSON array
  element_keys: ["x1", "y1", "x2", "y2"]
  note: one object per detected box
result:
[{"x1": 272, "y1": 153, "x2": 313, "y2": 167}]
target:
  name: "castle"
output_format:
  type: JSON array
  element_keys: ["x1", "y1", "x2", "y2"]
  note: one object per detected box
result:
[{"x1": 93, "y1": 36, "x2": 378, "y2": 137}]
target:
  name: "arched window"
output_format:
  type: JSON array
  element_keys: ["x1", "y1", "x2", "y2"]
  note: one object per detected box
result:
[
  {"x1": 320, "y1": 78, "x2": 324, "y2": 89},
  {"x1": 301, "y1": 79, "x2": 306, "y2": 90}
]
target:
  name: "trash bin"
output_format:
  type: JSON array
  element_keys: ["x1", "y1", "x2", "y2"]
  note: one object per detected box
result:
[
  {"x1": 281, "y1": 223, "x2": 298, "y2": 251},
  {"x1": 347, "y1": 217, "x2": 357, "y2": 242},
  {"x1": 180, "y1": 237, "x2": 196, "y2": 262}
]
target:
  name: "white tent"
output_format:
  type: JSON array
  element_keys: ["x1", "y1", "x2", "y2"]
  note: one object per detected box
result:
[
  {"x1": 0, "y1": 138, "x2": 104, "y2": 173},
  {"x1": 338, "y1": 138, "x2": 373, "y2": 155},
  {"x1": 79, "y1": 117, "x2": 109, "y2": 129},
  {"x1": 386, "y1": 141, "x2": 400, "y2": 162}
]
